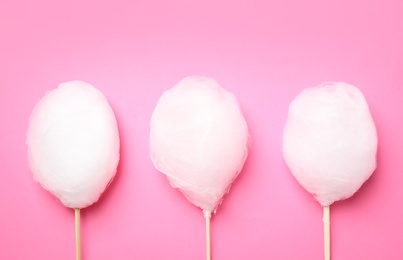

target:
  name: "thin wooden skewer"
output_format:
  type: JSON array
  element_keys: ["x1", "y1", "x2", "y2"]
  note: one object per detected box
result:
[
  {"x1": 323, "y1": 205, "x2": 330, "y2": 260},
  {"x1": 204, "y1": 210, "x2": 211, "y2": 260},
  {"x1": 75, "y1": 208, "x2": 81, "y2": 260}
]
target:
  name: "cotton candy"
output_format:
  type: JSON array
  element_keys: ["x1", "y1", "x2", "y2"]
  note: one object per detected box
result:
[
  {"x1": 27, "y1": 81, "x2": 120, "y2": 209},
  {"x1": 283, "y1": 82, "x2": 377, "y2": 206},
  {"x1": 150, "y1": 76, "x2": 249, "y2": 214}
]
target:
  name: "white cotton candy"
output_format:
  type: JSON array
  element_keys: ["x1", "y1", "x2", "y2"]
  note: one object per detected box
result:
[
  {"x1": 27, "y1": 81, "x2": 120, "y2": 209},
  {"x1": 150, "y1": 76, "x2": 249, "y2": 214},
  {"x1": 283, "y1": 82, "x2": 378, "y2": 206}
]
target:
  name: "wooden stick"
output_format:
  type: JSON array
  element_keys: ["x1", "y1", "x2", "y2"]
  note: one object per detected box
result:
[
  {"x1": 204, "y1": 210, "x2": 211, "y2": 260},
  {"x1": 75, "y1": 208, "x2": 81, "y2": 260},
  {"x1": 323, "y1": 205, "x2": 330, "y2": 260}
]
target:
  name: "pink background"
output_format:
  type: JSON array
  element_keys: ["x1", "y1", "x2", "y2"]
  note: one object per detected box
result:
[{"x1": 1, "y1": 0, "x2": 402, "y2": 259}]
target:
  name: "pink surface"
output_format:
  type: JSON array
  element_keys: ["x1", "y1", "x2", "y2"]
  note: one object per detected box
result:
[{"x1": 0, "y1": 0, "x2": 402, "y2": 259}]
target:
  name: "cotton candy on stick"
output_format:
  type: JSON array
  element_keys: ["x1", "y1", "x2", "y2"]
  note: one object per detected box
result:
[
  {"x1": 283, "y1": 82, "x2": 377, "y2": 260},
  {"x1": 27, "y1": 81, "x2": 120, "y2": 260},
  {"x1": 150, "y1": 76, "x2": 249, "y2": 260}
]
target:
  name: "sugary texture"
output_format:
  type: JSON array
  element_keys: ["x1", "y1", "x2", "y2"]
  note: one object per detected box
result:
[
  {"x1": 150, "y1": 76, "x2": 249, "y2": 214},
  {"x1": 283, "y1": 82, "x2": 378, "y2": 206},
  {"x1": 27, "y1": 81, "x2": 120, "y2": 209}
]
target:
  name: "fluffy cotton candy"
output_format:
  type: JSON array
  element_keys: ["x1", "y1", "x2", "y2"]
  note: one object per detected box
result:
[
  {"x1": 27, "y1": 81, "x2": 120, "y2": 209},
  {"x1": 283, "y1": 82, "x2": 377, "y2": 206},
  {"x1": 150, "y1": 76, "x2": 249, "y2": 214}
]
